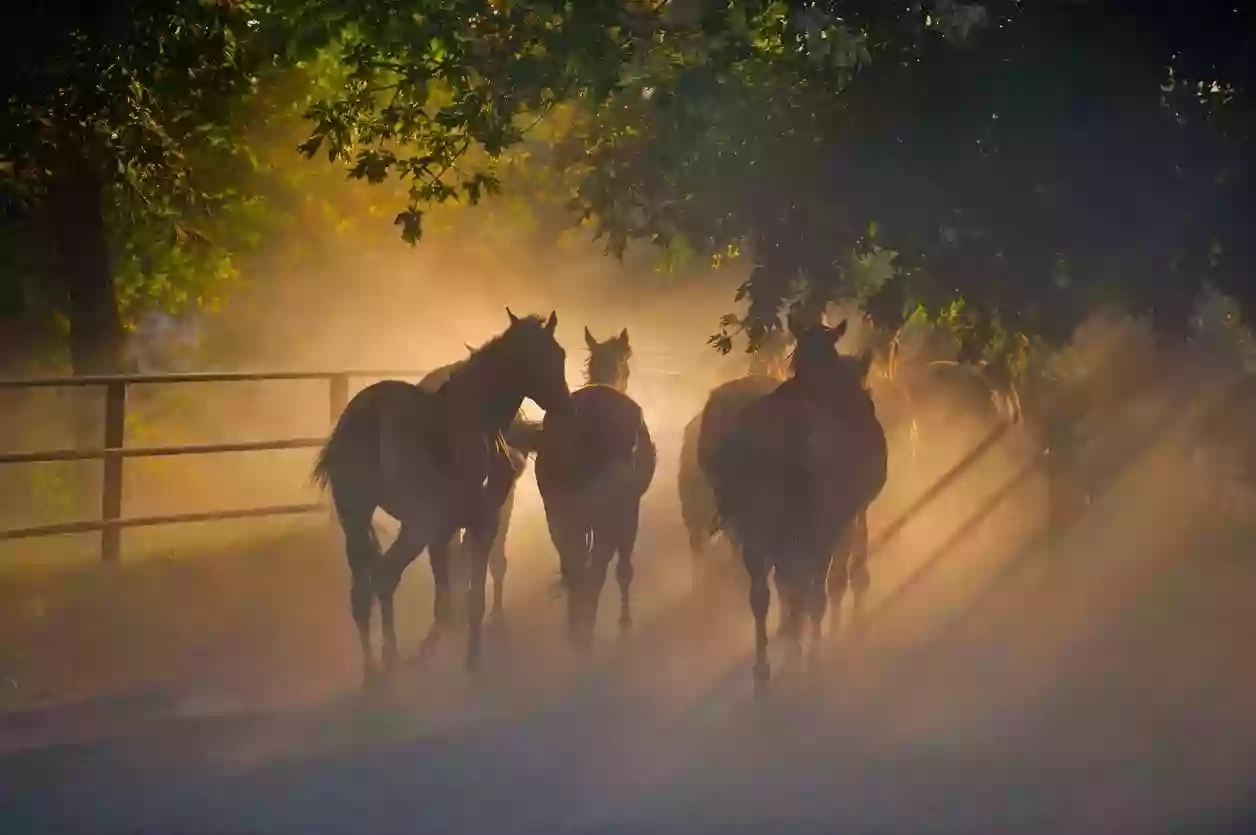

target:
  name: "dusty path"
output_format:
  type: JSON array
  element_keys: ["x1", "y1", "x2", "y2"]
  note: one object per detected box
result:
[{"x1": 3, "y1": 472, "x2": 1256, "y2": 835}]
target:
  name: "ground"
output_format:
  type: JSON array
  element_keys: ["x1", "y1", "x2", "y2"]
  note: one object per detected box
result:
[{"x1": 2, "y1": 425, "x2": 1255, "y2": 835}]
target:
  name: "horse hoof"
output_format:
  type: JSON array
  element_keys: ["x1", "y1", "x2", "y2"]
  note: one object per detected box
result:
[
  {"x1": 572, "y1": 628, "x2": 595, "y2": 654},
  {"x1": 465, "y1": 641, "x2": 482, "y2": 673},
  {"x1": 807, "y1": 647, "x2": 826, "y2": 678},
  {"x1": 753, "y1": 664, "x2": 771, "y2": 698}
]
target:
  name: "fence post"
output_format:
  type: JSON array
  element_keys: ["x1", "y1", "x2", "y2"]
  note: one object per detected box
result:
[
  {"x1": 328, "y1": 373, "x2": 348, "y2": 428},
  {"x1": 101, "y1": 380, "x2": 126, "y2": 562}
]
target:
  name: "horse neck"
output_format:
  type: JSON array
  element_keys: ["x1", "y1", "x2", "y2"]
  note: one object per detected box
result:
[
  {"x1": 585, "y1": 361, "x2": 628, "y2": 393},
  {"x1": 788, "y1": 370, "x2": 875, "y2": 423},
  {"x1": 443, "y1": 350, "x2": 525, "y2": 433}
]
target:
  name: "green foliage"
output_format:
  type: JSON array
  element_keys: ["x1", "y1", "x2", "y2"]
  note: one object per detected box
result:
[
  {"x1": 0, "y1": 0, "x2": 320, "y2": 360},
  {"x1": 299, "y1": 0, "x2": 1255, "y2": 388},
  {"x1": 1, "y1": 0, "x2": 270, "y2": 217},
  {"x1": 293, "y1": 0, "x2": 642, "y2": 243},
  {"x1": 4, "y1": 0, "x2": 1244, "y2": 387}
]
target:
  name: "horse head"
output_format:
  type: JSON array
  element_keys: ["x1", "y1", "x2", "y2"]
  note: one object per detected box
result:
[
  {"x1": 787, "y1": 318, "x2": 874, "y2": 392},
  {"x1": 583, "y1": 326, "x2": 633, "y2": 392},
  {"x1": 500, "y1": 308, "x2": 571, "y2": 413}
]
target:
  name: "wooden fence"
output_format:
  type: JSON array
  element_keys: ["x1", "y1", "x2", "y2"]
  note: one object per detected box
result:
[
  {"x1": 0, "y1": 370, "x2": 425, "y2": 562},
  {"x1": 9, "y1": 360, "x2": 1221, "y2": 568}
]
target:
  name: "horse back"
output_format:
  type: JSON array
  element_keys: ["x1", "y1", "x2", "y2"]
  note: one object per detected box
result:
[
  {"x1": 713, "y1": 386, "x2": 886, "y2": 541},
  {"x1": 315, "y1": 379, "x2": 444, "y2": 508},
  {"x1": 337, "y1": 379, "x2": 431, "y2": 447},
  {"x1": 537, "y1": 384, "x2": 648, "y2": 492},
  {"x1": 696, "y1": 374, "x2": 782, "y2": 478},
  {"x1": 418, "y1": 360, "x2": 462, "y2": 393}
]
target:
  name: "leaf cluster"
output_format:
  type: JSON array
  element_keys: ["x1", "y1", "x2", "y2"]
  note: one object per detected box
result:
[
  {"x1": 297, "y1": 0, "x2": 1256, "y2": 376},
  {"x1": 294, "y1": 0, "x2": 646, "y2": 242}
]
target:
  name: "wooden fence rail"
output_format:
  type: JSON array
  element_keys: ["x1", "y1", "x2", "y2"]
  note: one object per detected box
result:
[{"x1": 0, "y1": 370, "x2": 426, "y2": 561}]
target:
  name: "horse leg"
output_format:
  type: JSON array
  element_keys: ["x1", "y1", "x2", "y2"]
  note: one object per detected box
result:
[
  {"x1": 804, "y1": 569, "x2": 830, "y2": 676},
  {"x1": 848, "y1": 510, "x2": 871, "y2": 635},
  {"x1": 686, "y1": 518, "x2": 708, "y2": 593},
  {"x1": 463, "y1": 512, "x2": 503, "y2": 673},
  {"x1": 335, "y1": 499, "x2": 380, "y2": 688},
  {"x1": 375, "y1": 521, "x2": 429, "y2": 676},
  {"x1": 776, "y1": 564, "x2": 806, "y2": 672},
  {"x1": 613, "y1": 501, "x2": 640, "y2": 632},
  {"x1": 774, "y1": 571, "x2": 793, "y2": 637},
  {"x1": 545, "y1": 496, "x2": 591, "y2": 646},
  {"x1": 488, "y1": 484, "x2": 515, "y2": 619},
  {"x1": 826, "y1": 552, "x2": 850, "y2": 639},
  {"x1": 744, "y1": 547, "x2": 772, "y2": 694},
  {"x1": 581, "y1": 517, "x2": 617, "y2": 648},
  {"x1": 429, "y1": 533, "x2": 456, "y2": 628},
  {"x1": 452, "y1": 531, "x2": 473, "y2": 625}
]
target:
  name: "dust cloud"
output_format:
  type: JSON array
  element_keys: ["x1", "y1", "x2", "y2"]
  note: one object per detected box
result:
[
  {"x1": 2, "y1": 207, "x2": 1256, "y2": 834},
  {"x1": 0, "y1": 214, "x2": 747, "y2": 570}
]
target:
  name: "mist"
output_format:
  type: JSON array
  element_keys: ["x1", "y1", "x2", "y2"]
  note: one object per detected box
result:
[{"x1": 2, "y1": 188, "x2": 1256, "y2": 835}]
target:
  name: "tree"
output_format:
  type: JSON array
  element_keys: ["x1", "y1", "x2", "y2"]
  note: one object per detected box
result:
[
  {"x1": 302, "y1": 0, "x2": 1255, "y2": 374},
  {"x1": 293, "y1": 0, "x2": 642, "y2": 242},
  {"x1": 0, "y1": 0, "x2": 281, "y2": 375}
]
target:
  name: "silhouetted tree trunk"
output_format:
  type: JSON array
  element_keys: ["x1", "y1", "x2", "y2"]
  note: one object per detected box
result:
[
  {"x1": 47, "y1": 140, "x2": 123, "y2": 377},
  {"x1": 46, "y1": 136, "x2": 124, "y2": 521}
]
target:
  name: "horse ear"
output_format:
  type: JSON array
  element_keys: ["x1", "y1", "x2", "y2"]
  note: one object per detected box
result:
[
  {"x1": 545, "y1": 310, "x2": 558, "y2": 332},
  {"x1": 464, "y1": 343, "x2": 475, "y2": 355},
  {"x1": 618, "y1": 328, "x2": 630, "y2": 347},
  {"x1": 829, "y1": 319, "x2": 849, "y2": 344},
  {"x1": 584, "y1": 326, "x2": 598, "y2": 350},
  {"x1": 506, "y1": 307, "x2": 520, "y2": 325}
]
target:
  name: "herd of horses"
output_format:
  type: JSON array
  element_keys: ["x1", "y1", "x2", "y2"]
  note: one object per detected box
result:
[{"x1": 312, "y1": 308, "x2": 1004, "y2": 695}]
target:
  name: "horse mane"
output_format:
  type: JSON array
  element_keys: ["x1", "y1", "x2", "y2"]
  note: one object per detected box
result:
[
  {"x1": 470, "y1": 314, "x2": 549, "y2": 356},
  {"x1": 449, "y1": 314, "x2": 550, "y2": 384}
]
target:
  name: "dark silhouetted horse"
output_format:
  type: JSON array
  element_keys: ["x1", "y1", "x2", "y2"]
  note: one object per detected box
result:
[
  {"x1": 535, "y1": 326, "x2": 657, "y2": 648},
  {"x1": 708, "y1": 318, "x2": 887, "y2": 693},
  {"x1": 417, "y1": 353, "x2": 541, "y2": 623},
  {"x1": 312, "y1": 310, "x2": 569, "y2": 683},
  {"x1": 678, "y1": 328, "x2": 794, "y2": 580}
]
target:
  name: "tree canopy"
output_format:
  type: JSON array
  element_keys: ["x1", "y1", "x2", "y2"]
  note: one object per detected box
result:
[
  {"x1": 2, "y1": 0, "x2": 1252, "y2": 383},
  {"x1": 0, "y1": 0, "x2": 285, "y2": 372},
  {"x1": 299, "y1": 0, "x2": 1256, "y2": 377}
]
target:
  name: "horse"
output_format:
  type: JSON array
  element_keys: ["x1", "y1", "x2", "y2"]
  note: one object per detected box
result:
[
  {"x1": 678, "y1": 328, "x2": 793, "y2": 582},
  {"x1": 680, "y1": 326, "x2": 876, "y2": 636},
  {"x1": 535, "y1": 326, "x2": 657, "y2": 648},
  {"x1": 708, "y1": 318, "x2": 887, "y2": 693},
  {"x1": 417, "y1": 352, "x2": 542, "y2": 624},
  {"x1": 312, "y1": 310, "x2": 569, "y2": 684}
]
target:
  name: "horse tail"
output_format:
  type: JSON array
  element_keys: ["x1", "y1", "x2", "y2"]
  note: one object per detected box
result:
[
  {"x1": 310, "y1": 431, "x2": 339, "y2": 492},
  {"x1": 678, "y1": 414, "x2": 717, "y2": 546},
  {"x1": 311, "y1": 401, "x2": 356, "y2": 491}
]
